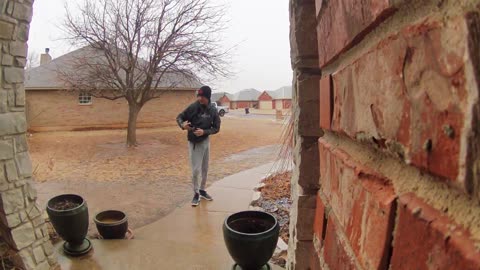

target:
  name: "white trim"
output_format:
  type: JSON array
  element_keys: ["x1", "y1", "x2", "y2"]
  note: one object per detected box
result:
[{"x1": 78, "y1": 92, "x2": 93, "y2": 105}]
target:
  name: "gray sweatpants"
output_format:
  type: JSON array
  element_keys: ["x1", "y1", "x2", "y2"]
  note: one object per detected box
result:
[{"x1": 188, "y1": 137, "x2": 210, "y2": 194}]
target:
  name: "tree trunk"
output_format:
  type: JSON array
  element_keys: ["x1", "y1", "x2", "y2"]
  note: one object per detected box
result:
[{"x1": 126, "y1": 103, "x2": 141, "y2": 147}]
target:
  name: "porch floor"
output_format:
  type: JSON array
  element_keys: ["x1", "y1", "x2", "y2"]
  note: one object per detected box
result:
[{"x1": 55, "y1": 163, "x2": 285, "y2": 270}]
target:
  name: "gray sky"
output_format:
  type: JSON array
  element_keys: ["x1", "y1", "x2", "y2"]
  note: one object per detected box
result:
[{"x1": 28, "y1": 0, "x2": 292, "y2": 93}]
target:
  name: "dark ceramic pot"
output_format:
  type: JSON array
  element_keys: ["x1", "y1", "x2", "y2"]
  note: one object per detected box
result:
[
  {"x1": 223, "y1": 211, "x2": 280, "y2": 270},
  {"x1": 94, "y1": 210, "x2": 128, "y2": 239},
  {"x1": 46, "y1": 194, "x2": 92, "y2": 256}
]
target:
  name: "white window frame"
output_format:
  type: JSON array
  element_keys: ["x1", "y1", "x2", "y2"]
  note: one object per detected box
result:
[{"x1": 78, "y1": 92, "x2": 93, "y2": 105}]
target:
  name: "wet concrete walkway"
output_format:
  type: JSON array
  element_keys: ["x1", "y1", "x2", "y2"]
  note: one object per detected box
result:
[{"x1": 56, "y1": 163, "x2": 284, "y2": 269}]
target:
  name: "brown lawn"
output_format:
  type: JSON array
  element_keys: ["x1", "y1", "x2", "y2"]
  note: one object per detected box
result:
[{"x1": 30, "y1": 116, "x2": 284, "y2": 233}]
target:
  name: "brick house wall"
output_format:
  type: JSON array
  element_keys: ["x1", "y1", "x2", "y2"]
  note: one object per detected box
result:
[
  {"x1": 288, "y1": 0, "x2": 480, "y2": 269},
  {"x1": 25, "y1": 90, "x2": 195, "y2": 132},
  {"x1": 218, "y1": 95, "x2": 231, "y2": 107},
  {"x1": 230, "y1": 101, "x2": 258, "y2": 109},
  {"x1": 258, "y1": 91, "x2": 273, "y2": 101},
  {"x1": 274, "y1": 99, "x2": 292, "y2": 110},
  {"x1": 259, "y1": 91, "x2": 274, "y2": 110}
]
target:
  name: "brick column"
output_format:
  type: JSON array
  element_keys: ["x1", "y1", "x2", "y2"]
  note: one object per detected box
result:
[
  {"x1": 0, "y1": 1, "x2": 58, "y2": 269},
  {"x1": 287, "y1": 0, "x2": 323, "y2": 268}
]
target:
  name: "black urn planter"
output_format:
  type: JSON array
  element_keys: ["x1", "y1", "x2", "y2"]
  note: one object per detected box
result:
[
  {"x1": 94, "y1": 210, "x2": 128, "y2": 239},
  {"x1": 223, "y1": 211, "x2": 280, "y2": 270},
  {"x1": 46, "y1": 194, "x2": 92, "y2": 256}
]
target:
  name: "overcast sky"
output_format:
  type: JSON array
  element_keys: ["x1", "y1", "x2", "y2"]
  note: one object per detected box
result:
[{"x1": 28, "y1": 0, "x2": 292, "y2": 93}]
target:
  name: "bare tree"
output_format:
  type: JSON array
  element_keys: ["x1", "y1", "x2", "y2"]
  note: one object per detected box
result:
[
  {"x1": 26, "y1": 50, "x2": 39, "y2": 69},
  {"x1": 60, "y1": 0, "x2": 230, "y2": 146}
]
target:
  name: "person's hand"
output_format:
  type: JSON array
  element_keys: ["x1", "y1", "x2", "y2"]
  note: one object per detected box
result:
[
  {"x1": 182, "y1": 121, "x2": 192, "y2": 130},
  {"x1": 194, "y1": 128, "x2": 204, "y2": 137}
]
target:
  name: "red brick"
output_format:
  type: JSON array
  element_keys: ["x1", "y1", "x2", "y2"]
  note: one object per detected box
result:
[
  {"x1": 316, "y1": 0, "x2": 396, "y2": 67},
  {"x1": 218, "y1": 95, "x2": 231, "y2": 104},
  {"x1": 319, "y1": 138, "x2": 396, "y2": 270},
  {"x1": 313, "y1": 195, "x2": 326, "y2": 242},
  {"x1": 319, "y1": 75, "x2": 332, "y2": 130},
  {"x1": 258, "y1": 91, "x2": 273, "y2": 101},
  {"x1": 390, "y1": 193, "x2": 480, "y2": 270},
  {"x1": 331, "y1": 15, "x2": 480, "y2": 187},
  {"x1": 323, "y1": 215, "x2": 356, "y2": 270},
  {"x1": 353, "y1": 176, "x2": 396, "y2": 270},
  {"x1": 230, "y1": 101, "x2": 257, "y2": 109}
]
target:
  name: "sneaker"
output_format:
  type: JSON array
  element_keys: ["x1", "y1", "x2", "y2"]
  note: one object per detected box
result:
[
  {"x1": 191, "y1": 193, "x2": 200, "y2": 207},
  {"x1": 199, "y1": 190, "x2": 213, "y2": 201}
]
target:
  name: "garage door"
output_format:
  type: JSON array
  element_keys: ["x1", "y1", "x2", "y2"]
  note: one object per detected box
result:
[
  {"x1": 259, "y1": 101, "x2": 272, "y2": 110},
  {"x1": 275, "y1": 100, "x2": 283, "y2": 109}
]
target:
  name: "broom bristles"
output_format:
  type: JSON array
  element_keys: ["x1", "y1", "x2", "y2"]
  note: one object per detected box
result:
[{"x1": 271, "y1": 108, "x2": 295, "y2": 175}]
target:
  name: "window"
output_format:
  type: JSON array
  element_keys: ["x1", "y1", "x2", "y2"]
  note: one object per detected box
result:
[{"x1": 78, "y1": 92, "x2": 92, "y2": 105}]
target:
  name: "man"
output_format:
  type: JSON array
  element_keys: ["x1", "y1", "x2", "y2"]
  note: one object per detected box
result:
[{"x1": 177, "y1": 86, "x2": 221, "y2": 206}]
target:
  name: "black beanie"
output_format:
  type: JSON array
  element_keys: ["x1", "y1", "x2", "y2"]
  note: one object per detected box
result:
[{"x1": 197, "y1": 86, "x2": 212, "y2": 101}]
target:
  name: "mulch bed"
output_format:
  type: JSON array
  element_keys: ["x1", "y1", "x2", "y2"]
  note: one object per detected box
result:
[
  {"x1": 253, "y1": 171, "x2": 292, "y2": 267},
  {"x1": 254, "y1": 171, "x2": 292, "y2": 243}
]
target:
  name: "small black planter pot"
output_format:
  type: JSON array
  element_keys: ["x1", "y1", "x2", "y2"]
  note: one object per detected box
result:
[
  {"x1": 46, "y1": 194, "x2": 92, "y2": 256},
  {"x1": 223, "y1": 211, "x2": 280, "y2": 270},
  {"x1": 94, "y1": 210, "x2": 128, "y2": 239}
]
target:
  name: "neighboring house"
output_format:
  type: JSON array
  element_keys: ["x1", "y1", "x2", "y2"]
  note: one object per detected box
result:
[
  {"x1": 24, "y1": 47, "x2": 200, "y2": 132},
  {"x1": 211, "y1": 92, "x2": 233, "y2": 108},
  {"x1": 257, "y1": 86, "x2": 293, "y2": 110},
  {"x1": 269, "y1": 86, "x2": 292, "y2": 110},
  {"x1": 258, "y1": 91, "x2": 274, "y2": 110},
  {"x1": 230, "y1": 88, "x2": 261, "y2": 109}
]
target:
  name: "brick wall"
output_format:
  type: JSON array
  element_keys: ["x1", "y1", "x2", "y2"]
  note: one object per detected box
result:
[
  {"x1": 231, "y1": 101, "x2": 258, "y2": 109},
  {"x1": 306, "y1": 0, "x2": 480, "y2": 269},
  {"x1": 0, "y1": 0, "x2": 58, "y2": 269},
  {"x1": 259, "y1": 92, "x2": 273, "y2": 101},
  {"x1": 25, "y1": 90, "x2": 195, "y2": 132},
  {"x1": 218, "y1": 95, "x2": 231, "y2": 107},
  {"x1": 279, "y1": 99, "x2": 292, "y2": 110}
]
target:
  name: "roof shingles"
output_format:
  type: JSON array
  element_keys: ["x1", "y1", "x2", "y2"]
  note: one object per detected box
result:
[
  {"x1": 25, "y1": 46, "x2": 201, "y2": 90},
  {"x1": 268, "y1": 86, "x2": 292, "y2": 100}
]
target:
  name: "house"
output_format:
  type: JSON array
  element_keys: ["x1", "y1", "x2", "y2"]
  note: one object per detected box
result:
[
  {"x1": 258, "y1": 90, "x2": 274, "y2": 109},
  {"x1": 24, "y1": 47, "x2": 200, "y2": 132},
  {"x1": 257, "y1": 86, "x2": 293, "y2": 110},
  {"x1": 229, "y1": 88, "x2": 261, "y2": 109},
  {"x1": 211, "y1": 92, "x2": 233, "y2": 108},
  {"x1": 270, "y1": 86, "x2": 292, "y2": 110}
]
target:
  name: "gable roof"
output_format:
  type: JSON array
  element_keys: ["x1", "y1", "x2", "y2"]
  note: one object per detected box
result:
[
  {"x1": 268, "y1": 86, "x2": 292, "y2": 100},
  {"x1": 231, "y1": 88, "x2": 261, "y2": 101},
  {"x1": 25, "y1": 46, "x2": 202, "y2": 90},
  {"x1": 211, "y1": 92, "x2": 233, "y2": 102}
]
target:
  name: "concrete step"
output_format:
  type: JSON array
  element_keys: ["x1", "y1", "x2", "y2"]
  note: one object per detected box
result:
[
  {"x1": 56, "y1": 238, "x2": 284, "y2": 270},
  {"x1": 55, "y1": 162, "x2": 286, "y2": 270}
]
